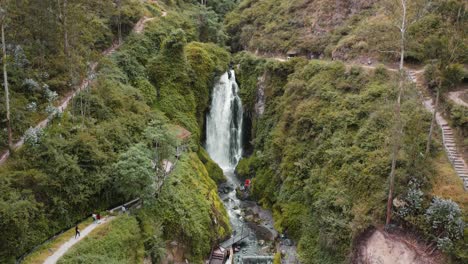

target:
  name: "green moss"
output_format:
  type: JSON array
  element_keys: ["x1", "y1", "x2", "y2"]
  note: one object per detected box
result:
[
  {"x1": 273, "y1": 252, "x2": 281, "y2": 264},
  {"x1": 197, "y1": 147, "x2": 226, "y2": 184},
  {"x1": 152, "y1": 153, "x2": 231, "y2": 263},
  {"x1": 236, "y1": 156, "x2": 256, "y2": 180},
  {"x1": 240, "y1": 58, "x2": 439, "y2": 263}
]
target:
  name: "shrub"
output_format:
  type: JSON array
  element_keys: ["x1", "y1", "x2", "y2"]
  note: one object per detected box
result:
[{"x1": 425, "y1": 197, "x2": 464, "y2": 243}]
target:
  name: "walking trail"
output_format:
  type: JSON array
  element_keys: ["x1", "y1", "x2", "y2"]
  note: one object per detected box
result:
[
  {"x1": 43, "y1": 217, "x2": 115, "y2": 264},
  {"x1": 0, "y1": 8, "x2": 164, "y2": 166},
  {"x1": 408, "y1": 71, "x2": 468, "y2": 190}
]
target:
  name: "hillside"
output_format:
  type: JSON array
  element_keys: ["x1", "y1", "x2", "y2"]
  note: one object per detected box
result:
[
  {"x1": 234, "y1": 52, "x2": 467, "y2": 263},
  {"x1": 225, "y1": 0, "x2": 468, "y2": 63},
  {"x1": 0, "y1": 1, "x2": 233, "y2": 263},
  {"x1": 0, "y1": 0, "x2": 466, "y2": 263}
]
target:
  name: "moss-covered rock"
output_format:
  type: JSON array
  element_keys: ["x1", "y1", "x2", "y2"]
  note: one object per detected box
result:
[
  {"x1": 152, "y1": 153, "x2": 231, "y2": 263},
  {"x1": 197, "y1": 147, "x2": 226, "y2": 184}
]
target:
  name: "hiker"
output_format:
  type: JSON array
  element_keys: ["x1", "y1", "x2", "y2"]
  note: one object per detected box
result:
[
  {"x1": 92, "y1": 213, "x2": 97, "y2": 223},
  {"x1": 121, "y1": 206, "x2": 126, "y2": 214},
  {"x1": 97, "y1": 213, "x2": 101, "y2": 224},
  {"x1": 75, "y1": 225, "x2": 80, "y2": 239}
]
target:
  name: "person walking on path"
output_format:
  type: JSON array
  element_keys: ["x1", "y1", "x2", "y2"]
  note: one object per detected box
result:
[{"x1": 75, "y1": 225, "x2": 80, "y2": 239}]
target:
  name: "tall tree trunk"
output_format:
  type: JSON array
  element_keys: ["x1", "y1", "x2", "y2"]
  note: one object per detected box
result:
[
  {"x1": 425, "y1": 87, "x2": 440, "y2": 155},
  {"x1": 1, "y1": 22, "x2": 12, "y2": 150},
  {"x1": 386, "y1": 0, "x2": 407, "y2": 226},
  {"x1": 2, "y1": 22, "x2": 13, "y2": 150},
  {"x1": 57, "y1": 0, "x2": 69, "y2": 57},
  {"x1": 117, "y1": 0, "x2": 122, "y2": 45},
  {"x1": 63, "y1": 0, "x2": 69, "y2": 57}
]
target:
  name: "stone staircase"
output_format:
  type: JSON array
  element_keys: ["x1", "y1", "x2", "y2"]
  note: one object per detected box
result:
[
  {"x1": 408, "y1": 70, "x2": 468, "y2": 190},
  {"x1": 441, "y1": 123, "x2": 468, "y2": 189},
  {"x1": 422, "y1": 93, "x2": 468, "y2": 191}
]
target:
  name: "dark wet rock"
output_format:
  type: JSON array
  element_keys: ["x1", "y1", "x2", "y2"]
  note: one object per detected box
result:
[
  {"x1": 246, "y1": 222, "x2": 276, "y2": 241},
  {"x1": 283, "y1": 239, "x2": 293, "y2": 246}
]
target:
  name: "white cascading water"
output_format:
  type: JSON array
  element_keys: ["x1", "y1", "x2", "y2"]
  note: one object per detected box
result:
[
  {"x1": 206, "y1": 70, "x2": 243, "y2": 171},
  {"x1": 207, "y1": 71, "x2": 272, "y2": 262}
]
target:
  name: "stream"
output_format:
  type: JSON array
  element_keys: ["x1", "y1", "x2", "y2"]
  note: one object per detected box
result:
[{"x1": 206, "y1": 70, "x2": 277, "y2": 264}]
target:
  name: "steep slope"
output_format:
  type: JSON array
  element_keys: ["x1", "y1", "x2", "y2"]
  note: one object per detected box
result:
[
  {"x1": 225, "y1": 0, "x2": 467, "y2": 63},
  {"x1": 234, "y1": 53, "x2": 466, "y2": 263},
  {"x1": 0, "y1": 1, "x2": 233, "y2": 262}
]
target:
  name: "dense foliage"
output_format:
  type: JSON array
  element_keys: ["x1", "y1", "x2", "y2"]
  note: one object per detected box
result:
[
  {"x1": 234, "y1": 52, "x2": 465, "y2": 262},
  {"x1": 225, "y1": 0, "x2": 467, "y2": 64},
  {"x1": 149, "y1": 153, "x2": 231, "y2": 262},
  {"x1": 0, "y1": 0, "x2": 144, "y2": 148},
  {"x1": 0, "y1": 1, "x2": 232, "y2": 262}
]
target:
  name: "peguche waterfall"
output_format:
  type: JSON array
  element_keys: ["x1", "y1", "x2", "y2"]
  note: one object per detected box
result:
[{"x1": 206, "y1": 70, "x2": 243, "y2": 171}]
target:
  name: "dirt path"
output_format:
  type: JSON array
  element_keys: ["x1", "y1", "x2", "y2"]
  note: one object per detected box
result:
[
  {"x1": 0, "y1": 11, "x2": 160, "y2": 167},
  {"x1": 448, "y1": 90, "x2": 468, "y2": 108},
  {"x1": 43, "y1": 217, "x2": 115, "y2": 264}
]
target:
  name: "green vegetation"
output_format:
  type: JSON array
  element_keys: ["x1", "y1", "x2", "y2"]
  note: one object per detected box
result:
[
  {"x1": 226, "y1": 0, "x2": 467, "y2": 64},
  {"x1": 0, "y1": 1, "x2": 235, "y2": 262},
  {"x1": 1, "y1": 0, "x2": 466, "y2": 263},
  {"x1": 22, "y1": 218, "x2": 93, "y2": 264},
  {"x1": 235, "y1": 53, "x2": 466, "y2": 262},
  {"x1": 0, "y1": 0, "x2": 144, "y2": 148},
  {"x1": 58, "y1": 216, "x2": 144, "y2": 264},
  {"x1": 197, "y1": 147, "x2": 226, "y2": 183},
  {"x1": 147, "y1": 153, "x2": 230, "y2": 262}
]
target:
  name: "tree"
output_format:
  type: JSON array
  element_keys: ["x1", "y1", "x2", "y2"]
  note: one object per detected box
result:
[
  {"x1": 193, "y1": 5, "x2": 228, "y2": 44},
  {"x1": 0, "y1": 7, "x2": 12, "y2": 150},
  {"x1": 56, "y1": 0, "x2": 70, "y2": 57},
  {"x1": 113, "y1": 143, "x2": 156, "y2": 202},
  {"x1": 115, "y1": 0, "x2": 122, "y2": 45},
  {"x1": 384, "y1": 0, "x2": 430, "y2": 226},
  {"x1": 144, "y1": 120, "x2": 177, "y2": 180}
]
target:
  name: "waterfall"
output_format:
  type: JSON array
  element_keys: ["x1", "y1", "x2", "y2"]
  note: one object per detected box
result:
[{"x1": 206, "y1": 70, "x2": 243, "y2": 171}]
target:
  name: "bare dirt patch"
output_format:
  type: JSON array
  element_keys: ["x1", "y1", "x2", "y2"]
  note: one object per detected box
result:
[{"x1": 354, "y1": 228, "x2": 444, "y2": 264}]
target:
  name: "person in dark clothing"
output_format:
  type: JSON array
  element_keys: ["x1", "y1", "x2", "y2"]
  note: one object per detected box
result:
[{"x1": 75, "y1": 225, "x2": 80, "y2": 239}]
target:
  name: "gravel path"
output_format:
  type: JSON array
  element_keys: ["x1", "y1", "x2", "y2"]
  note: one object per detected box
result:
[{"x1": 43, "y1": 217, "x2": 114, "y2": 264}]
